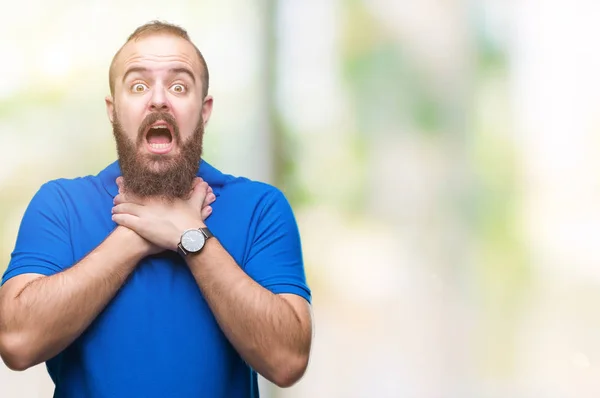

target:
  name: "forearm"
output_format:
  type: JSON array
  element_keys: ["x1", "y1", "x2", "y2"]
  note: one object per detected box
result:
[
  {"x1": 186, "y1": 239, "x2": 311, "y2": 387},
  {"x1": 0, "y1": 226, "x2": 146, "y2": 369}
]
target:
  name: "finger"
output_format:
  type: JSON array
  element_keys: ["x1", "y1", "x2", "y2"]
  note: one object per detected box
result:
[
  {"x1": 112, "y1": 213, "x2": 142, "y2": 230},
  {"x1": 184, "y1": 177, "x2": 204, "y2": 200},
  {"x1": 113, "y1": 193, "x2": 134, "y2": 205},
  {"x1": 188, "y1": 178, "x2": 200, "y2": 197},
  {"x1": 191, "y1": 181, "x2": 212, "y2": 195},
  {"x1": 202, "y1": 192, "x2": 216, "y2": 207},
  {"x1": 192, "y1": 177, "x2": 204, "y2": 189},
  {"x1": 201, "y1": 205, "x2": 213, "y2": 221},
  {"x1": 191, "y1": 180, "x2": 209, "y2": 206},
  {"x1": 112, "y1": 203, "x2": 144, "y2": 217}
]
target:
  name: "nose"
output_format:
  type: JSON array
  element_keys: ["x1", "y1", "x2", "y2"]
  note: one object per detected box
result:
[{"x1": 149, "y1": 86, "x2": 170, "y2": 112}]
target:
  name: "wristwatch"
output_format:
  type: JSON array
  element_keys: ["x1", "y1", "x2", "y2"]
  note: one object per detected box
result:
[{"x1": 177, "y1": 227, "x2": 214, "y2": 256}]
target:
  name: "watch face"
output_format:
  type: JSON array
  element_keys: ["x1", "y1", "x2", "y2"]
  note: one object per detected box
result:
[{"x1": 181, "y1": 229, "x2": 206, "y2": 253}]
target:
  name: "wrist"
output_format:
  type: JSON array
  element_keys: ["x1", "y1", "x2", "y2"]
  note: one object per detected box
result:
[
  {"x1": 183, "y1": 237, "x2": 216, "y2": 265},
  {"x1": 174, "y1": 219, "x2": 207, "y2": 251},
  {"x1": 112, "y1": 226, "x2": 152, "y2": 259},
  {"x1": 186, "y1": 218, "x2": 206, "y2": 230},
  {"x1": 177, "y1": 225, "x2": 214, "y2": 258}
]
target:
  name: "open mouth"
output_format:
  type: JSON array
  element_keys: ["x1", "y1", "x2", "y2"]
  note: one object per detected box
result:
[{"x1": 145, "y1": 122, "x2": 174, "y2": 154}]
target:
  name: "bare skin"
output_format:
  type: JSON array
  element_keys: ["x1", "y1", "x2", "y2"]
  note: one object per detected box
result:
[
  {"x1": 112, "y1": 177, "x2": 313, "y2": 387},
  {"x1": 0, "y1": 191, "x2": 214, "y2": 371},
  {"x1": 1, "y1": 33, "x2": 313, "y2": 388},
  {"x1": 106, "y1": 34, "x2": 312, "y2": 386}
]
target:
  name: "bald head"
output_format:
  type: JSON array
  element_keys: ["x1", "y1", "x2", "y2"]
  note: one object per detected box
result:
[{"x1": 109, "y1": 21, "x2": 209, "y2": 98}]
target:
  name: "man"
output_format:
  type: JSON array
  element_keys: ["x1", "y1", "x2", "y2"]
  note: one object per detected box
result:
[{"x1": 0, "y1": 21, "x2": 313, "y2": 397}]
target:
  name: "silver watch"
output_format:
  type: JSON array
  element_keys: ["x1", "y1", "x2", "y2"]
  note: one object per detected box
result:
[{"x1": 177, "y1": 227, "x2": 214, "y2": 256}]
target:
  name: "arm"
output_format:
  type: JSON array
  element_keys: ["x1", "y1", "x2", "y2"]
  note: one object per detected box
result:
[
  {"x1": 185, "y1": 239, "x2": 312, "y2": 388},
  {"x1": 111, "y1": 180, "x2": 313, "y2": 387},
  {"x1": 0, "y1": 178, "x2": 215, "y2": 372},
  {"x1": 0, "y1": 226, "x2": 150, "y2": 371}
]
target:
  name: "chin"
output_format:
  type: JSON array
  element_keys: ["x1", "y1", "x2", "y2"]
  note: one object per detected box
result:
[{"x1": 140, "y1": 154, "x2": 175, "y2": 172}]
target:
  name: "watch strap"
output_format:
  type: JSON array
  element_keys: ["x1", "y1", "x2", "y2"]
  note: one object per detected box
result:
[
  {"x1": 200, "y1": 227, "x2": 214, "y2": 240},
  {"x1": 177, "y1": 242, "x2": 189, "y2": 257}
]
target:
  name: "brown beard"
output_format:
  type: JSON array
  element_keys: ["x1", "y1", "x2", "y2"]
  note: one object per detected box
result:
[{"x1": 112, "y1": 110, "x2": 204, "y2": 200}]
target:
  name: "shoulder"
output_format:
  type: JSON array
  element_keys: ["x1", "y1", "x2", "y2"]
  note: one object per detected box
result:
[
  {"x1": 42, "y1": 174, "x2": 101, "y2": 197},
  {"x1": 41, "y1": 176, "x2": 89, "y2": 192},
  {"x1": 222, "y1": 176, "x2": 280, "y2": 195},
  {"x1": 222, "y1": 180, "x2": 301, "y2": 238},
  {"x1": 202, "y1": 161, "x2": 297, "y2": 219},
  {"x1": 202, "y1": 162, "x2": 283, "y2": 203},
  {"x1": 222, "y1": 177, "x2": 291, "y2": 210},
  {"x1": 28, "y1": 173, "x2": 104, "y2": 212}
]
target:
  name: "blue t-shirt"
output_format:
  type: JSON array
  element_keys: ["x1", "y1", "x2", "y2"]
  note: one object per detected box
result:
[{"x1": 2, "y1": 160, "x2": 311, "y2": 398}]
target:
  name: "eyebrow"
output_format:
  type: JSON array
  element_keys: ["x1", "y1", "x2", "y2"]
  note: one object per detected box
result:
[{"x1": 122, "y1": 67, "x2": 196, "y2": 84}]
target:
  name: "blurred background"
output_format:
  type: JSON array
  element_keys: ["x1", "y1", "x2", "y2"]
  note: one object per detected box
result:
[{"x1": 2, "y1": 0, "x2": 600, "y2": 397}]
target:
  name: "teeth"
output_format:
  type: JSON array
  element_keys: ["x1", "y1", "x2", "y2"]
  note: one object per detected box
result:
[
  {"x1": 151, "y1": 125, "x2": 168, "y2": 129},
  {"x1": 149, "y1": 143, "x2": 170, "y2": 149}
]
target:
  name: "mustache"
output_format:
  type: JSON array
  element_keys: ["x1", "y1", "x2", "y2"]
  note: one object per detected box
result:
[{"x1": 137, "y1": 112, "x2": 181, "y2": 145}]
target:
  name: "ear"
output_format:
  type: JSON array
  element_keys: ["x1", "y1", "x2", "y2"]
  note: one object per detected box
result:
[
  {"x1": 105, "y1": 95, "x2": 115, "y2": 123},
  {"x1": 201, "y1": 95, "x2": 213, "y2": 126}
]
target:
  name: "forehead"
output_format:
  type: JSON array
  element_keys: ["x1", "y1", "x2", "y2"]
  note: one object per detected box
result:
[{"x1": 114, "y1": 34, "x2": 202, "y2": 81}]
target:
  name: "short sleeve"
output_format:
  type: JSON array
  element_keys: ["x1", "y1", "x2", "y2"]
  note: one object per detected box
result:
[
  {"x1": 243, "y1": 188, "x2": 311, "y2": 304},
  {"x1": 2, "y1": 181, "x2": 73, "y2": 285}
]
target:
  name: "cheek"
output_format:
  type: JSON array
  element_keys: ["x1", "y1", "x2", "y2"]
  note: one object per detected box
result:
[
  {"x1": 174, "y1": 106, "x2": 202, "y2": 135},
  {"x1": 116, "y1": 106, "x2": 143, "y2": 137}
]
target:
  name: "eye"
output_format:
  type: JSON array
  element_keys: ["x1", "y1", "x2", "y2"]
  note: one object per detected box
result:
[
  {"x1": 171, "y1": 84, "x2": 186, "y2": 93},
  {"x1": 131, "y1": 83, "x2": 148, "y2": 93}
]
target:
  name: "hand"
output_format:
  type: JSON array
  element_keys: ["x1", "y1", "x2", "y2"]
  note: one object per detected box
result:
[
  {"x1": 115, "y1": 177, "x2": 216, "y2": 220},
  {"x1": 113, "y1": 224, "x2": 163, "y2": 257},
  {"x1": 112, "y1": 180, "x2": 162, "y2": 257},
  {"x1": 111, "y1": 177, "x2": 216, "y2": 252}
]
